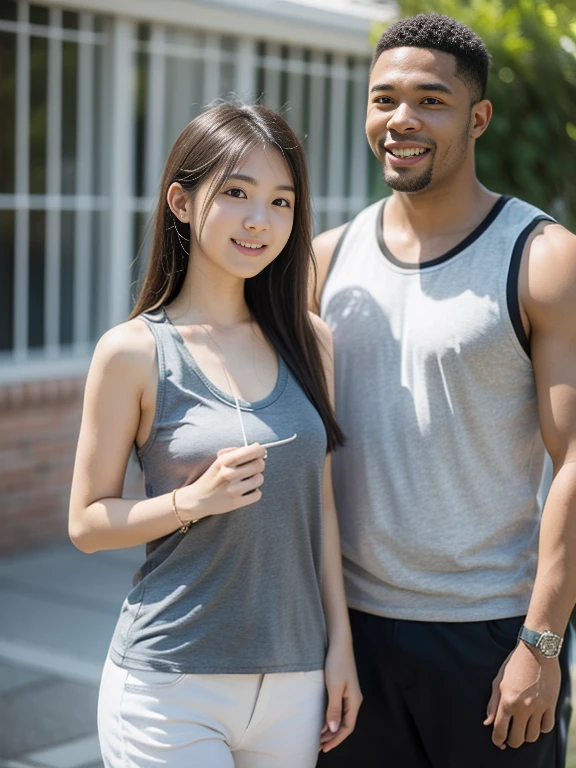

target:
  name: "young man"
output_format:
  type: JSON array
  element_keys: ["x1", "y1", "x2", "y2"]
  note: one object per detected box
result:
[{"x1": 314, "y1": 14, "x2": 576, "y2": 767}]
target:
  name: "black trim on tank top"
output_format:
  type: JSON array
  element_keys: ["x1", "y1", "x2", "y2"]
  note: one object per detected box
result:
[
  {"x1": 506, "y1": 215, "x2": 554, "y2": 359},
  {"x1": 318, "y1": 220, "x2": 353, "y2": 307},
  {"x1": 377, "y1": 195, "x2": 512, "y2": 270}
]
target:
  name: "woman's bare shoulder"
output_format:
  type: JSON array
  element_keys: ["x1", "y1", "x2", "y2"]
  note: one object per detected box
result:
[{"x1": 90, "y1": 317, "x2": 156, "y2": 382}]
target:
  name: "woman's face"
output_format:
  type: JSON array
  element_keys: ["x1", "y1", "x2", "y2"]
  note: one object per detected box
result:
[{"x1": 187, "y1": 145, "x2": 296, "y2": 281}]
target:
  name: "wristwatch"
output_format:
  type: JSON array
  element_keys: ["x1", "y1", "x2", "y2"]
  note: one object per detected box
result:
[{"x1": 517, "y1": 625, "x2": 563, "y2": 658}]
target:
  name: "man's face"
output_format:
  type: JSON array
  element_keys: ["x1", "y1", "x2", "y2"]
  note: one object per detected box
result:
[{"x1": 366, "y1": 47, "x2": 476, "y2": 194}]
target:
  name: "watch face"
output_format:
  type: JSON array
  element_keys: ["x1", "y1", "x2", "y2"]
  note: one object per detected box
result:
[{"x1": 537, "y1": 631, "x2": 562, "y2": 658}]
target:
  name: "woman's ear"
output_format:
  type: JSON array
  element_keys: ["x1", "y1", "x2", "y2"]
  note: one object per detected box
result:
[{"x1": 166, "y1": 183, "x2": 190, "y2": 222}]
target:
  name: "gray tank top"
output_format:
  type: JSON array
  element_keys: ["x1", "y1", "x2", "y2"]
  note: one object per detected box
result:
[
  {"x1": 321, "y1": 196, "x2": 553, "y2": 622},
  {"x1": 109, "y1": 308, "x2": 327, "y2": 674}
]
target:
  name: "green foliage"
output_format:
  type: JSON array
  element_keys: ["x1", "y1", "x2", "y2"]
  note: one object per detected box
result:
[{"x1": 370, "y1": 0, "x2": 576, "y2": 229}]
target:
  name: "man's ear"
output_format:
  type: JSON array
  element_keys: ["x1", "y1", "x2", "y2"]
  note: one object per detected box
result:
[
  {"x1": 470, "y1": 99, "x2": 492, "y2": 139},
  {"x1": 166, "y1": 182, "x2": 190, "y2": 222}
]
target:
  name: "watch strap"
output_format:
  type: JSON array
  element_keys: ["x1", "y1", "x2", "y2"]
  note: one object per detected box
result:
[
  {"x1": 518, "y1": 625, "x2": 541, "y2": 647},
  {"x1": 518, "y1": 624, "x2": 563, "y2": 657}
]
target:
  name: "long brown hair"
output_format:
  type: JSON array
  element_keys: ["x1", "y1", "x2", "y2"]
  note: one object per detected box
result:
[{"x1": 130, "y1": 103, "x2": 344, "y2": 450}]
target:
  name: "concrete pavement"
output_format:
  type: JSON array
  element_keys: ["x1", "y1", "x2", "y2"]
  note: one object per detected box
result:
[
  {"x1": 1, "y1": 542, "x2": 575, "y2": 767},
  {"x1": 0, "y1": 543, "x2": 143, "y2": 768}
]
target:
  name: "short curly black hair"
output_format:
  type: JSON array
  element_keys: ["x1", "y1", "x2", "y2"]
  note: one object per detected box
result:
[{"x1": 372, "y1": 14, "x2": 491, "y2": 102}]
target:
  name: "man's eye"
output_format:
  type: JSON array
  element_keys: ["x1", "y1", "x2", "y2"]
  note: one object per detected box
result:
[
  {"x1": 422, "y1": 98, "x2": 442, "y2": 105},
  {"x1": 374, "y1": 97, "x2": 393, "y2": 104},
  {"x1": 273, "y1": 198, "x2": 291, "y2": 208},
  {"x1": 225, "y1": 188, "x2": 246, "y2": 198}
]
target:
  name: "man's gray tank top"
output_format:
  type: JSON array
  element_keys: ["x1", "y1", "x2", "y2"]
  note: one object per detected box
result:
[
  {"x1": 108, "y1": 308, "x2": 327, "y2": 674},
  {"x1": 321, "y1": 196, "x2": 553, "y2": 622}
]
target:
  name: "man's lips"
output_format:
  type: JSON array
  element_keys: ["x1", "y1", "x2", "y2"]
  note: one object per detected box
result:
[{"x1": 383, "y1": 144, "x2": 431, "y2": 167}]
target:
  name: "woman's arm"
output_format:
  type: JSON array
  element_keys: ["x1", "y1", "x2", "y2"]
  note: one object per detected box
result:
[
  {"x1": 309, "y1": 312, "x2": 362, "y2": 753},
  {"x1": 69, "y1": 320, "x2": 265, "y2": 554}
]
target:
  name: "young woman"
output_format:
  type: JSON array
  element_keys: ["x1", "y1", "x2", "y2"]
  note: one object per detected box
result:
[{"x1": 68, "y1": 103, "x2": 361, "y2": 767}]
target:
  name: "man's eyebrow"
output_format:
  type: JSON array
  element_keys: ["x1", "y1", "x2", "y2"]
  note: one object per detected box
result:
[
  {"x1": 414, "y1": 82, "x2": 453, "y2": 96},
  {"x1": 369, "y1": 82, "x2": 453, "y2": 96},
  {"x1": 370, "y1": 83, "x2": 395, "y2": 93},
  {"x1": 227, "y1": 173, "x2": 295, "y2": 193}
]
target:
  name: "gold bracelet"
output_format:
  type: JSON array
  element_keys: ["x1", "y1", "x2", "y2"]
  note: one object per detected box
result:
[{"x1": 172, "y1": 487, "x2": 194, "y2": 534}]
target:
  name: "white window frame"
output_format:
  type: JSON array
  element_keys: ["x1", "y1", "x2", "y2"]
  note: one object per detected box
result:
[{"x1": 1, "y1": 0, "x2": 380, "y2": 382}]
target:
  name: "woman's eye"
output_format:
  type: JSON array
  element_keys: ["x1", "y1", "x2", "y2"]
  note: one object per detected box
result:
[
  {"x1": 273, "y1": 198, "x2": 291, "y2": 208},
  {"x1": 225, "y1": 188, "x2": 247, "y2": 199}
]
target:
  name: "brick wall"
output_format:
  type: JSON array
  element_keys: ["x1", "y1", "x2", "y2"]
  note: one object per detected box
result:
[
  {"x1": 0, "y1": 378, "x2": 86, "y2": 554},
  {"x1": 0, "y1": 376, "x2": 147, "y2": 555}
]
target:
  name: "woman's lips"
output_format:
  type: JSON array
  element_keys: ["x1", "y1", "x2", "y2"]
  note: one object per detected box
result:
[{"x1": 231, "y1": 239, "x2": 268, "y2": 256}]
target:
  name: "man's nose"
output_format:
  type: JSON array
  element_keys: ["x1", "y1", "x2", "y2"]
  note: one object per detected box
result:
[{"x1": 386, "y1": 102, "x2": 421, "y2": 133}]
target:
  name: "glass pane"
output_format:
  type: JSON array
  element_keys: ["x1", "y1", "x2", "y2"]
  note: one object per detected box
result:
[
  {"x1": 60, "y1": 210, "x2": 74, "y2": 344},
  {"x1": 369, "y1": 144, "x2": 385, "y2": 204},
  {"x1": 0, "y1": 210, "x2": 14, "y2": 350},
  {"x1": 344, "y1": 61, "x2": 354, "y2": 201},
  {"x1": 29, "y1": 5, "x2": 49, "y2": 26},
  {"x1": 62, "y1": 10, "x2": 78, "y2": 30},
  {"x1": 94, "y1": 14, "x2": 111, "y2": 34},
  {"x1": 138, "y1": 23, "x2": 150, "y2": 43},
  {"x1": 220, "y1": 62, "x2": 235, "y2": 101},
  {"x1": 61, "y1": 40, "x2": 78, "y2": 194},
  {"x1": 131, "y1": 211, "x2": 151, "y2": 309},
  {"x1": 0, "y1": 31, "x2": 15, "y2": 194},
  {"x1": 28, "y1": 209, "x2": 45, "y2": 349},
  {"x1": 90, "y1": 209, "x2": 101, "y2": 340},
  {"x1": 164, "y1": 55, "x2": 204, "y2": 157},
  {"x1": 0, "y1": 1, "x2": 17, "y2": 23},
  {"x1": 92, "y1": 208, "x2": 109, "y2": 340},
  {"x1": 134, "y1": 48, "x2": 148, "y2": 198},
  {"x1": 221, "y1": 36, "x2": 236, "y2": 54},
  {"x1": 166, "y1": 27, "x2": 203, "y2": 49},
  {"x1": 92, "y1": 29, "x2": 110, "y2": 196},
  {"x1": 29, "y1": 35, "x2": 48, "y2": 194}
]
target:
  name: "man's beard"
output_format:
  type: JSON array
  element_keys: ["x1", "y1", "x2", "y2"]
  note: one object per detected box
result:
[
  {"x1": 381, "y1": 117, "x2": 472, "y2": 194},
  {"x1": 383, "y1": 163, "x2": 433, "y2": 193}
]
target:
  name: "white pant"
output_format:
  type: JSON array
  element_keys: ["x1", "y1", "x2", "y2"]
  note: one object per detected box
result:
[{"x1": 98, "y1": 656, "x2": 326, "y2": 767}]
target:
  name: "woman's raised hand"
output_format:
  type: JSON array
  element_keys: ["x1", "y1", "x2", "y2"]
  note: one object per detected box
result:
[{"x1": 177, "y1": 443, "x2": 266, "y2": 523}]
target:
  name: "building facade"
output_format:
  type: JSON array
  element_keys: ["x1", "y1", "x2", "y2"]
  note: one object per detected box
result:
[{"x1": 0, "y1": 0, "x2": 392, "y2": 552}]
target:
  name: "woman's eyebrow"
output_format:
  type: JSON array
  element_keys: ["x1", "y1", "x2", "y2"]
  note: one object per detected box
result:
[{"x1": 227, "y1": 173, "x2": 295, "y2": 193}]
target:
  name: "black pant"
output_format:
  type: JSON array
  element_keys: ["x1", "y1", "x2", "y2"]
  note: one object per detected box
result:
[{"x1": 318, "y1": 610, "x2": 572, "y2": 768}]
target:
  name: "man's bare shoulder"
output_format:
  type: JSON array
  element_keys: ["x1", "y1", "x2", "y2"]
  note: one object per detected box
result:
[
  {"x1": 311, "y1": 223, "x2": 348, "y2": 311},
  {"x1": 313, "y1": 224, "x2": 349, "y2": 264},
  {"x1": 524, "y1": 222, "x2": 576, "y2": 327},
  {"x1": 308, "y1": 310, "x2": 333, "y2": 346}
]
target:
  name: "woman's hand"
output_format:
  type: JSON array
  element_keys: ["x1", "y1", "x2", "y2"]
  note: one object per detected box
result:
[
  {"x1": 320, "y1": 638, "x2": 363, "y2": 753},
  {"x1": 177, "y1": 442, "x2": 266, "y2": 522}
]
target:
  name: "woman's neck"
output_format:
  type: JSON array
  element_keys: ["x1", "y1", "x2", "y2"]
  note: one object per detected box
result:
[{"x1": 168, "y1": 260, "x2": 251, "y2": 329}]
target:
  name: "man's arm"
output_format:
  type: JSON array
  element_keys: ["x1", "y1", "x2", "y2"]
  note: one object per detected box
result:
[
  {"x1": 309, "y1": 223, "x2": 347, "y2": 313},
  {"x1": 485, "y1": 222, "x2": 576, "y2": 749}
]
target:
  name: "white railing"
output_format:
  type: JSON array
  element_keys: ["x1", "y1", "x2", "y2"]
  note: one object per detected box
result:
[{"x1": 0, "y1": 1, "x2": 374, "y2": 379}]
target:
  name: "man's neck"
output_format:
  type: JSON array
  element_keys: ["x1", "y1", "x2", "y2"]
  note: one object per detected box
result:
[
  {"x1": 382, "y1": 173, "x2": 502, "y2": 265},
  {"x1": 386, "y1": 176, "x2": 497, "y2": 241}
]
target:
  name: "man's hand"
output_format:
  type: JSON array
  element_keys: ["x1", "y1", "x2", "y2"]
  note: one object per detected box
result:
[{"x1": 484, "y1": 641, "x2": 561, "y2": 749}]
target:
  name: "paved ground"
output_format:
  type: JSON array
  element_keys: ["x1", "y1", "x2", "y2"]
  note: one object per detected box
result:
[
  {"x1": 0, "y1": 543, "x2": 143, "y2": 768},
  {"x1": 0, "y1": 542, "x2": 575, "y2": 767}
]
